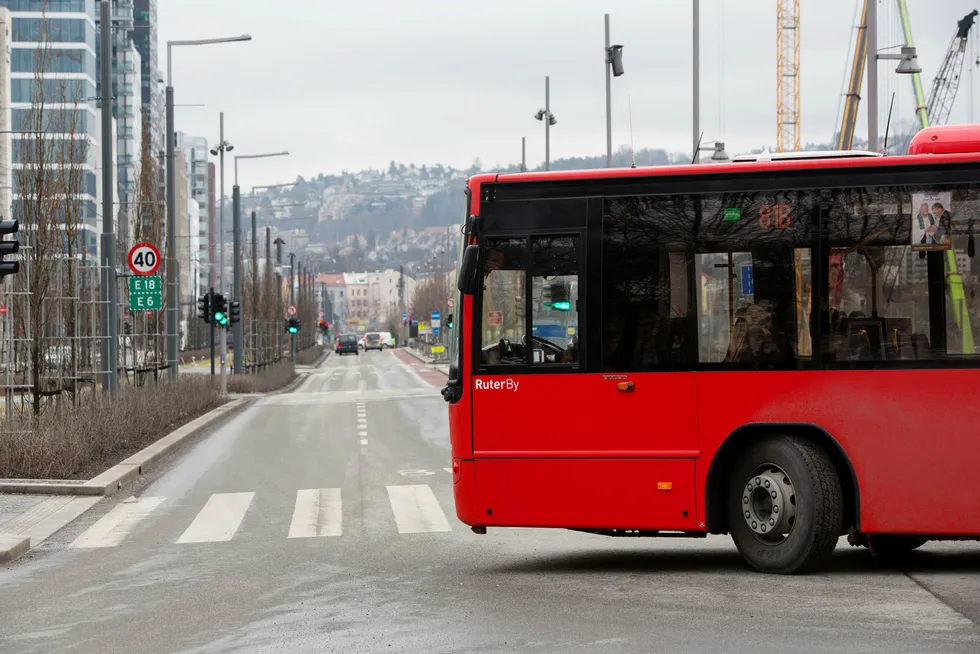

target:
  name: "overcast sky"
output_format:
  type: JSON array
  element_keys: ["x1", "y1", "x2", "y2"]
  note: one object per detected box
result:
[{"x1": 159, "y1": 0, "x2": 980, "y2": 190}]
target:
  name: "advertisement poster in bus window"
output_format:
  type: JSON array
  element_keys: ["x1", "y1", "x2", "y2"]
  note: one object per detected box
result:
[{"x1": 911, "y1": 191, "x2": 953, "y2": 251}]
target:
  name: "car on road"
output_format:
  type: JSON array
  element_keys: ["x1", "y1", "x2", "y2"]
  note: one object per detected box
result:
[
  {"x1": 363, "y1": 332, "x2": 384, "y2": 351},
  {"x1": 335, "y1": 334, "x2": 359, "y2": 355}
]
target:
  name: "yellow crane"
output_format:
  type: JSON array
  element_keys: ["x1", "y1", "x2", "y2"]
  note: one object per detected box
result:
[{"x1": 776, "y1": 0, "x2": 801, "y2": 152}]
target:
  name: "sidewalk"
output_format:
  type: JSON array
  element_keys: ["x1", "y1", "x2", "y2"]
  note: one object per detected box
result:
[{"x1": 404, "y1": 347, "x2": 450, "y2": 376}]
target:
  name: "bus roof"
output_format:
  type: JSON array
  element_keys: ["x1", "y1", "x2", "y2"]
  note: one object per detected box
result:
[{"x1": 470, "y1": 124, "x2": 980, "y2": 189}]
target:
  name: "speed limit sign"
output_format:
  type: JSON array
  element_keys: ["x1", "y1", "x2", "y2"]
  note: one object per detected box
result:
[{"x1": 128, "y1": 242, "x2": 161, "y2": 276}]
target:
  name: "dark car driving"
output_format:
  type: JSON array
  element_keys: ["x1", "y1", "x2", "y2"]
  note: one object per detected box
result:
[{"x1": 336, "y1": 333, "x2": 359, "y2": 355}]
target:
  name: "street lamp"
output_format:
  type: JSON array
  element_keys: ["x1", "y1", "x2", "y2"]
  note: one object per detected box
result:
[
  {"x1": 604, "y1": 14, "x2": 625, "y2": 168},
  {"x1": 231, "y1": 150, "x2": 289, "y2": 373},
  {"x1": 696, "y1": 140, "x2": 730, "y2": 162},
  {"x1": 866, "y1": 0, "x2": 921, "y2": 152},
  {"x1": 209, "y1": 114, "x2": 233, "y2": 394},
  {"x1": 535, "y1": 76, "x2": 557, "y2": 171},
  {"x1": 166, "y1": 33, "x2": 251, "y2": 381}
]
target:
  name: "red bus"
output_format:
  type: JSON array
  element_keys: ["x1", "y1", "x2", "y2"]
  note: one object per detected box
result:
[{"x1": 441, "y1": 124, "x2": 980, "y2": 574}]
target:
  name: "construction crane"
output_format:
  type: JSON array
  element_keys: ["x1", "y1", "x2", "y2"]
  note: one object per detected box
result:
[
  {"x1": 837, "y1": 0, "x2": 869, "y2": 150},
  {"x1": 776, "y1": 0, "x2": 800, "y2": 152},
  {"x1": 926, "y1": 9, "x2": 979, "y2": 125}
]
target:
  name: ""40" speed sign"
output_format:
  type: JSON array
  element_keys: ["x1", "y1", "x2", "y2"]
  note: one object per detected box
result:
[{"x1": 128, "y1": 242, "x2": 161, "y2": 276}]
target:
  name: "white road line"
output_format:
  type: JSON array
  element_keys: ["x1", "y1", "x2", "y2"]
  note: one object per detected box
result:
[
  {"x1": 357, "y1": 430, "x2": 367, "y2": 437},
  {"x1": 287, "y1": 488, "x2": 342, "y2": 538},
  {"x1": 176, "y1": 492, "x2": 254, "y2": 544},
  {"x1": 70, "y1": 496, "x2": 165, "y2": 548},
  {"x1": 386, "y1": 485, "x2": 452, "y2": 534},
  {"x1": 444, "y1": 468, "x2": 452, "y2": 473},
  {"x1": 360, "y1": 439, "x2": 368, "y2": 445}
]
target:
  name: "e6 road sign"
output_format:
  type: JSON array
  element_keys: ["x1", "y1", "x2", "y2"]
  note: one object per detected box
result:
[
  {"x1": 128, "y1": 242, "x2": 161, "y2": 276},
  {"x1": 129, "y1": 275, "x2": 162, "y2": 311}
]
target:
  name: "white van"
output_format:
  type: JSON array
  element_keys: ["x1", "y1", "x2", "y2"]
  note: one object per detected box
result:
[{"x1": 379, "y1": 331, "x2": 394, "y2": 348}]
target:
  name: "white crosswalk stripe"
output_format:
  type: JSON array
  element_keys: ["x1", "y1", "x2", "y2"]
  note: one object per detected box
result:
[
  {"x1": 288, "y1": 488, "x2": 342, "y2": 538},
  {"x1": 62, "y1": 484, "x2": 454, "y2": 549},
  {"x1": 386, "y1": 485, "x2": 452, "y2": 534},
  {"x1": 177, "y1": 492, "x2": 254, "y2": 544},
  {"x1": 70, "y1": 496, "x2": 165, "y2": 548}
]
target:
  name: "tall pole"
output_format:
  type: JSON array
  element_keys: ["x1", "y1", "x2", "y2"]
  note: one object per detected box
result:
[
  {"x1": 231, "y1": 184, "x2": 243, "y2": 373},
  {"x1": 866, "y1": 0, "x2": 879, "y2": 152},
  {"x1": 265, "y1": 226, "x2": 271, "y2": 366},
  {"x1": 275, "y1": 237, "x2": 283, "y2": 361},
  {"x1": 218, "y1": 113, "x2": 227, "y2": 393},
  {"x1": 251, "y1": 210, "x2": 257, "y2": 369},
  {"x1": 521, "y1": 137, "x2": 526, "y2": 172},
  {"x1": 289, "y1": 252, "x2": 295, "y2": 360},
  {"x1": 605, "y1": 13, "x2": 612, "y2": 168},
  {"x1": 99, "y1": 1, "x2": 118, "y2": 393},
  {"x1": 165, "y1": 44, "x2": 180, "y2": 380},
  {"x1": 692, "y1": 0, "x2": 700, "y2": 163},
  {"x1": 545, "y1": 76, "x2": 551, "y2": 171}
]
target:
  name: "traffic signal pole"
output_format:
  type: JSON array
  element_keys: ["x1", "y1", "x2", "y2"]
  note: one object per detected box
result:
[
  {"x1": 99, "y1": 0, "x2": 119, "y2": 393},
  {"x1": 289, "y1": 252, "x2": 295, "y2": 361},
  {"x1": 209, "y1": 287, "x2": 215, "y2": 376},
  {"x1": 232, "y1": 185, "x2": 244, "y2": 374}
]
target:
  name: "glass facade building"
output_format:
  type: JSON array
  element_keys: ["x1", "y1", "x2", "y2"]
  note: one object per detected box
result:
[{"x1": 1, "y1": 0, "x2": 102, "y2": 254}]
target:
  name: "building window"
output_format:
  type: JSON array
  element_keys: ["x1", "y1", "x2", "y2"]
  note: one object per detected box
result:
[
  {"x1": 13, "y1": 18, "x2": 95, "y2": 50},
  {"x1": 11, "y1": 78, "x2": 95, "y2": 104},
  {"x1": 12, "y1": 47, "x2": 94, "y2": 76}
]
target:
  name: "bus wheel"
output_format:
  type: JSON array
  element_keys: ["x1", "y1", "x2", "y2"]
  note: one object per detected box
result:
[{"x1": 727, "y1": 437, "x2": 843, "y2": 574}]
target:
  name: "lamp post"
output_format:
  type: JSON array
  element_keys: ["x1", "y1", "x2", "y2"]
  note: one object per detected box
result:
[
  {"x1": 232, "y1": 151, "x2": 289, "y2": 373},
  {"x1": 534, "y1": 76, "x2": 557, "y2": 171},
  {"x1": 866, "y1": 2, "x2": 921, "y2": 152},
  {"x1": 209, "y1": 114, "x2": 233, "y2": 394},
  {"x1": 604, "y1": 14, "x2": 625, "y2": 168},
  {"x1": 166, "y1": 34, "x2": 251, "y2": 381}
]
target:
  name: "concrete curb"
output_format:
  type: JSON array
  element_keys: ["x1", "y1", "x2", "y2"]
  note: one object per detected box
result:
[
  {"x1": 0, "y1": 534, "x2": 30, "y2": 564},
  {"x1": 0, "y1": 398, "x2": 249, "y2": 497}
]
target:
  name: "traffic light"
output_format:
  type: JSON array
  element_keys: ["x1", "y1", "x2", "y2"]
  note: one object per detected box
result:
[
  {"x1": 0, "y1": 220, "x2": 20, "y2": 278},
  {"x1": 318, "y1": 320, "x2": 329, "y2": 333},
  {"x1": 446, "y1": 313, "x2": 454, "y2": 329},
  {"x1": 212, "y1": 293, "x2": 228, "y2": 326},
  {"x1": 124, "y1": 320, "x2": 132, "y2": 335},
  {"x1": 549, "y1": 282, "x2": 570, "y2": 311},
  {"x1": 286, "y1": 317, "x2": 300, "y2": 334},
  {"x1": 198, "y1": 292, "x2": 211, "y2": 324},
  {"x1": 229, "y1": 300, "x2": 241, "y2": 324}
]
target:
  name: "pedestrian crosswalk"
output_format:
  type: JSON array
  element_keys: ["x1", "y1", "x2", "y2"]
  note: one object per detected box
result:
[{"x1": 69, "y1": 481, "x2": 456, "y2": 550}]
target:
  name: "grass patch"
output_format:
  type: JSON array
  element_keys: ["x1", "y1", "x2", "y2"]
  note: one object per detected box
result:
[
  {"x1": 0, "y1": 377, "x2": 225, "y2": 480},
  {"x1": 294, "y1": 345, "x2": 325, "y2": 366},
  {"x1": 226, "y1": 361, "x2": 296, "y2": 394}
]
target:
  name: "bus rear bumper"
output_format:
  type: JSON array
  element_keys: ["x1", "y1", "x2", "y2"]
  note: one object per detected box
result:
[{"x1": 452, "y1": 457, "x2": 482, "y2": 527}]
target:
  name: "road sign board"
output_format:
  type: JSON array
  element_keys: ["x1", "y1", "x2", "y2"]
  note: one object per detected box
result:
[
  {"x1": 0, "y1": 304, "x2": 6, "y2": 316},
  {"x1": 447, "y1": 297, "x2": 454, "y2": 308},
  {"x1": 740, "y1": 264, "x2": 754, "y2": 296},
  {"x1": 488, "y1": 311, "x2": 503, "y2": 325},
  {"x1": 128, "y1": 242, "x2": 161, "y2": 276},
  {"x1": 286, "y1": 304, "x2": 297, "y2": 317},
  {"x1": 318, "y1": 310, "x2": 324, "y2": 319},
  {"x1": 431, "y1": 310, "x2": 441, "y2": 329},
  {"x1": 128, "y1": 275, "x2": 162, "y2": 311}
]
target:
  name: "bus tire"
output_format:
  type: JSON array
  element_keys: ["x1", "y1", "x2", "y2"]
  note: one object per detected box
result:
[{"x1": 727, "y1": 436, "x2": 843, "y2": 574}]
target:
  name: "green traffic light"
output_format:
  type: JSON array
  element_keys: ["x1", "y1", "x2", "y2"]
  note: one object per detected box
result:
[
  {"x1": 214, "y1": 311, "x2": 227, "y2": 325},
  {"x1": 288, "y1": 326, "x2": 298, "y2": 334},
  {"x1": 552, "y1": 301, "x2": 571, "y2": 311}
]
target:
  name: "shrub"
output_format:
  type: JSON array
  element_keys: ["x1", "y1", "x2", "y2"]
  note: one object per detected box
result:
[
  {"x1": 294, "y1": 345, "x2": 325, "y2": 366},
  {"x1": 0, "y1": 377, "x2": 224, "y2": 480},
  {"x1": 226, "y1": 361, "x2": 296, "y2": 394}
]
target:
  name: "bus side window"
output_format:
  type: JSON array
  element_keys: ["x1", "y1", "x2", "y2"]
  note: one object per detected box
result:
[{"x1": 480, "y1": 238, "x2": 527, "y2": 365}]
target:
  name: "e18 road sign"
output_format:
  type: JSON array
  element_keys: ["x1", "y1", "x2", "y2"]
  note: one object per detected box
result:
[{"x1": 129, "y1": 275, "x2": 162, "y2": 311}]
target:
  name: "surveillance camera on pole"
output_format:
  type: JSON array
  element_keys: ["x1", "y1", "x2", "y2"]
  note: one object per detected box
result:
[{"x1": 607, "y1": 44, "x2": 625, "y2": 77}]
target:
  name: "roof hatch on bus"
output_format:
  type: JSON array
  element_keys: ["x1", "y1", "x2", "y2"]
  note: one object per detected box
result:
[{"x1": 908, "y1": 124, "x2": 980, "y2": 155}]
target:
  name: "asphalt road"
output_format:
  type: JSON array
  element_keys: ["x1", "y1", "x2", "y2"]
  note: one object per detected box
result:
[{"x1": 1, "y1": 350, "x2": 978, "y2": 653}]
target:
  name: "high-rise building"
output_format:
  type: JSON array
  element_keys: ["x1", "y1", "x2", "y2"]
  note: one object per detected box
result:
[
  {"x1": 5, "y1": 0, "x2": 105, "y2": 255},
  {"x1": 96, "y1": 0, "x2": 142, "y2": 251},
  {"x1": 176, "y1": 132, "x2": 210, "y2": 296},
  {"x1": 132, "y1": 0, "x2": 161, "y2": 153},
  {"x1": 0, "y1": 8, "x2": 11, "y2": 224}
]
